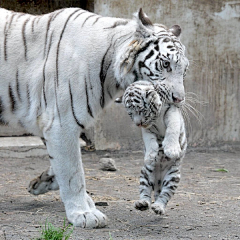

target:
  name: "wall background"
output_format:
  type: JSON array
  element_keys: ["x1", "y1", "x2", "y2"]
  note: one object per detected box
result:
[{"x1": 0, "y1": 0, "x2": 239, "y2": 150}]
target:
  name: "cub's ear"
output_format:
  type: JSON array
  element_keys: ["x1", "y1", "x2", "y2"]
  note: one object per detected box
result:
[
  {"x1": 115, "y1": 96, "x2": 123, "y2": 104},
  {"x1": 169, "y1": 25, "x2": 181, "y2": 38},
  {"x1": 134, "y1": 8, "x2": 154, "y2": 38}
]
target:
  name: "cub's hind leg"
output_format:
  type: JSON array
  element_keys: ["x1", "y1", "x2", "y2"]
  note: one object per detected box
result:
[
  {"x1": 151, "y1": 159, "x2": 181, "y2": 215},
  {"x1": 28, "y1": 166, "x2": 59, "y2": 195},
  {"x1": 134, "y1": 129, "x2": 158, "y2": 211},
  {"x1": 134, "y1": 163, "x2": 154, "y2": 211}
]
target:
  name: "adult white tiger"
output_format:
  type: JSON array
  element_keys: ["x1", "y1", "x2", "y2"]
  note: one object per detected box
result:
[{"x1": 0, "y1": 7, "x2": 189, "y2": 228}]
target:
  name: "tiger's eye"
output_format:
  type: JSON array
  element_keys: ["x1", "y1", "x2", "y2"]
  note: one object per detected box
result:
[{"x1": 162, "y1": 61, "x2": 170, "y2": 68}]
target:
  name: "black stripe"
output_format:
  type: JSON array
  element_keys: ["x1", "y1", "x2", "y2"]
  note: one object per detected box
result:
[
  {"x1": 4, "y1": 13, "x2": 16, "y2": 61},
  {"x1": 92, "y1": 16, "x2": 102, "y2": 25},
  {"x1": 52, "y1": 9, "x2": 66, "y2": 21},
  {"x1": 7, "y1": 13, "x2": 16, "y2": 30},
  {"x1": 143, "y1": 194, "x2": 150, "y2": 198},
  {"x1": 85, "y1": 77, "x2": 93, "y2": 118},
  {"x1": 99, "y1": 45, "x2": 112, "y2": 108},
  {"x1": 136, "y1": 40, "x2": 154, "y2": 57},
  {"x1": 162, "y1": 192, "x2": 171, "y2": 198},
  {"x1": 56, "y1": 9, "x2": 81, "y2": 86},
  {"x1": 4, "y1": 20, "x2": 8, "y2": 61},
  {"x1": 168, "y1": 169, "x2": 179, "y2": 175},
  {"x1": 140, "y1": 189, "x2": 145, "y2": 194},
  {"x1": 44, "y1": 13, "x2": 54, "y2": 57},
  {"x1": 73, "y1": 11, "x2": 87, "y2": 21},
  {"x1": 140, "y1": 181, "x2": 148, "y2": 187},
  {"x1": 169, "y1": 185, "x2": 177, "y2": 191},
  {"x1": 43, "y1": 31, "x2": 54, "y2": 107},
  {"x1": 69, "y1": 82, "x2": 85, "y2": 129},
  {"x1": 16, "y1": 70, "x2": 21, "y2": 101},
  {"x1": 0, "y1": 97, "x2": 5, "y2": 124},
  {"x1": 26, "y1": 84, "x2": 31, "y2": 109},
  {"x1": 104, "y1": 20, "x2": 128, "y2": 29},
  {"x1": 145, "y1": 165, "x2": 153, "y2": 173},
  {"x1": 22, "y1": 17, "x2": 30, "y2": 61},
  {"x1": 144, "y1": 50, "x2": 154, "y2": 61},
  {"x1": 141, "y1": 169, "x2": 153, "y2": 189},
  {"x1": 81, "y1": 14, "x2": 96, "y2": 27},
  {"x1": 16, "y1": 13, "x2": 25, "y2": 20},
  {"x1": 8, "y1": 85, "x2": 16, "y2": 112},
  {"x1": 31, "y1": 16, "x2": 37, "y2": 33}
]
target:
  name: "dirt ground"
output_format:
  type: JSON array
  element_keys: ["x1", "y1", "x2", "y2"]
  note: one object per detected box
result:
[{"x1": 0, "y1": 144, "x2": 240, "y2": 240}]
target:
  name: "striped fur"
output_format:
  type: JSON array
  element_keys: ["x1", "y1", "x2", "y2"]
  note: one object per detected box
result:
[
  {"x1": 120, "y1": 81, "x2": 187, "y2": 215},
  {"x1": 0, "y1": 7, "x2": 188, "y2": 228}
]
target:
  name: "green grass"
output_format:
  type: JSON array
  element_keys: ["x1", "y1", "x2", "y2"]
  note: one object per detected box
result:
[
  {"x1": 36, "y1": 219, "x2": 74, "y2": 240},
  {"x1": 214, "y1": 168, "x2": 229, "y2": 172},
  {"x1": 109, "y1": 232, "x2": 113, "y2": 240}
]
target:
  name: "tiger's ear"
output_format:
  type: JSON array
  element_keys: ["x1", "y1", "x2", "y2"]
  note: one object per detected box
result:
[
  {"x1": 134, "y1": 8, "x2": 154, "y2": 38},
  {"x1": 169, "y1": 25, "x2": 181, "y2": 38},
  {"x1": 115, "y1": 96, "x2": 123, "y2": 104}
]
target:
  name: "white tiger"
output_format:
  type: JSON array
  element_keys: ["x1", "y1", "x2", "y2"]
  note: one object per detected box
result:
[
  {"x1": 116, "y1": 81, "x2": 187, "y2": 215},
  {"x1": 0, "y1": 7, "x2": 189, "y2": 228}
]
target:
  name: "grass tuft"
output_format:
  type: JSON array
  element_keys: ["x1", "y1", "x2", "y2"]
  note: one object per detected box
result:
[{"x1": 36, "y1": 218, "x2": 74, "y2": 240}]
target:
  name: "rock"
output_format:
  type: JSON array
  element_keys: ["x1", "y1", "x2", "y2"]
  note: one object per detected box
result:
[{"x1": 99, "y1": 158, "x2": 117, "y2": 171}]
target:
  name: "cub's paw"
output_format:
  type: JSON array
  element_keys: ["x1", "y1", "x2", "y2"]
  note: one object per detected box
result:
[
  {"x1": 163, "y1": 142, "x2": 181, "y2": 159},
  {"x1": 28, "y1": 173, "x2": 59, "y2": 195},
  {"x1": 68, "y1": 209, "x2": 107, "y2": 228},
  {"x1": 134, "y1": 199, "x2": 150, "y2": 211},
  {"x1": 151, "y1": 202, "x2": 165, "y2": 215}
]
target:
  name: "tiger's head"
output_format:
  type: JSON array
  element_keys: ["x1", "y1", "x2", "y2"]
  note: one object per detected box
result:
[
  {"x1": 115, "y1": 81, "x2": 166, "y2": 128},
  {"x1": 115, "y1": 8, "x2": 189, "y2": 107}
]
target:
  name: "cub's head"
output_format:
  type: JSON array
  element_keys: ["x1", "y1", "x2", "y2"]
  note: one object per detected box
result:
[
  {"x1": 116, "y1": 81, "x2": 164, "y2": 128},
  {"x1": 115, "y1": 9, "x2": 189, "y2": 107}
]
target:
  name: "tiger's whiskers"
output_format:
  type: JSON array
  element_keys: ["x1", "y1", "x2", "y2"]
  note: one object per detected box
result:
[{"x1": 180, "y1": 92, "x2": 207, "y2": 135}]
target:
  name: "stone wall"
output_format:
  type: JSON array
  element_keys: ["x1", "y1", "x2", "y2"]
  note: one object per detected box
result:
[
  {"x1": 0, "y1": 0, "x2": 239, "y2": 149},
  {"x1": 93, "y1": 0, "x2": 240, "y2": 149}
]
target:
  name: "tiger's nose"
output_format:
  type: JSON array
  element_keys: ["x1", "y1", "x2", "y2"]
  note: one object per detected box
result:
[{"x1": 172, "y1": 93, "x2": 185, "y2": 103}]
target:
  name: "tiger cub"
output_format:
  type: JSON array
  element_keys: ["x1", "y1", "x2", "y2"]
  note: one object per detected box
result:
[{"x1": 116, "y1": 81, "x2": 187, "y2": 215}]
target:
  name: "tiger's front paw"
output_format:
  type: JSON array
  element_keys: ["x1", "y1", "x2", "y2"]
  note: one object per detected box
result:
[
  {"x1": 162, "y1": 141, "x2": 181, "y2": 159},
  {"x1": 68, "y1": 209, "x2": 107, "y2": 228},
  {"x1": 134, "y1": 199, "x2": 150, "y2": 211},
  {"x1": 151, "y1": 202, "x2": 165, "y2": 215}
]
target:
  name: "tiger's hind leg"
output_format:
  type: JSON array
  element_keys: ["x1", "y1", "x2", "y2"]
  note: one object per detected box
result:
[
  {"x1": 28, "y1": 166, "x2": 59, "y2": 195},
  {"x1": 151, "y1": 159, "x2": 181, "y2": 215}
]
